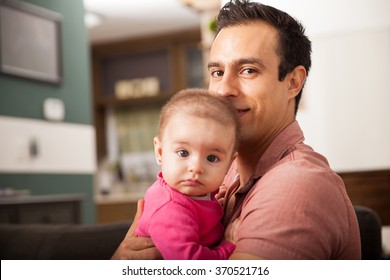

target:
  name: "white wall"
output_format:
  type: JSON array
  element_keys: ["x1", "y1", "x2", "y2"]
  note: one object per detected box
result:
[
  {"x1": 257, "y1": 0, "x2": 390, "y2": 37},
  {"x1": 0, "y1": 116, "x2": 96, "y2": 173},
  {"x1": 221, "y1": 0, "x2": 390, "y2": 172},
  {"x1": 299, "y1": 27, "x2": 390, "y2": 172}
]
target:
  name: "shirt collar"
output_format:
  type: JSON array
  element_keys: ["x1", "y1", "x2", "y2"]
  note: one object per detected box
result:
[{"x1": 226, "y1": 121, "x2": 305, "y2": 193}]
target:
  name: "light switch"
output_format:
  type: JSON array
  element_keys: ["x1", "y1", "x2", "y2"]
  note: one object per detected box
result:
[{"x1": 43, "y1": 98, "x2": 65, "y2": 121}]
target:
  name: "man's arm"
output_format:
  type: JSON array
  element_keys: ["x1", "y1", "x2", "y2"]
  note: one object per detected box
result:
[{"x1": 111, "y1": 199, "x2": 162, "y2": 260}]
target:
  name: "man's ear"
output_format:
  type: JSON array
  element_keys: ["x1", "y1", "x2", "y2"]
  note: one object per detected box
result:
[
  {"x1": 153, "y1": 136, "x2": 163, "y2": 166},
  {"x1": 287, "y1": 65, "x2": 306, "y2": 99}
]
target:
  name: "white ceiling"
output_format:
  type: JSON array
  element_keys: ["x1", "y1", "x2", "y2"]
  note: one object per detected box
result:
[
  {"x1": 83, "y1": 0, "x2": 202, "y2": 44},
  {"x1": 83, "y1": 0, "x2": 390, "y2": 45}
]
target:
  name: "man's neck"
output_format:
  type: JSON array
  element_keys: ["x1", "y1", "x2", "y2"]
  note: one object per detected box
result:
[
  {"x1": 236, "y1": 119, "x2": 295, "y2": 185},
  {"x1": 236, "y1": 142, "x2": 266, "y2": 185}
]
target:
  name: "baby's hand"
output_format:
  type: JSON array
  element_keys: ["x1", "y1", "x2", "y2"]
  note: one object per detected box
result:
[{"x1": 215, "y1": 184, "x2": 228, "y2": 205}]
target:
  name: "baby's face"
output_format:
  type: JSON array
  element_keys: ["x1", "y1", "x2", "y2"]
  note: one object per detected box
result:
[{"x1": 154, "y1": 114, "x2": 236, "y2": 197}]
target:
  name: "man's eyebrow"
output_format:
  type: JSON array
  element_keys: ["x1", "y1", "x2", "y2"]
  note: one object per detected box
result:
[
  {"x1": 207, "y1": 62, "x2": 220, "y2": 69},
  {"x1": 207, "y1": 58, "x2": 266, "y2": 69},
  {"x1": 236, "y1": 58, "x2": 266, "y2": 69}
]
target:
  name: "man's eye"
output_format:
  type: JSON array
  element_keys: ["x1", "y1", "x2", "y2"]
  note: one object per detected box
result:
[
  {"x1": 177, "y1": 150, "x2": 189, "y2": 157},
  {"x1": 242, "y1": 68, "x2": 257, "y2": 74},
  {"x1": 211, "y1": 70, "x2": 223, "y2": 77},
  {"x1": 207, "y1": 155, "x2": 219, "y2": 163}
]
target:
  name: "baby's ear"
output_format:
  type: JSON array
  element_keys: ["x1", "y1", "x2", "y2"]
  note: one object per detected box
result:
[
  {"x1": 231, "y1": 151, "x2": 238, "y2": 162},
  {"x1": 226, "y1": 152, "x2": 237, "y2": 174},
  {"x1": 153, "y1": 136, "x2": 163, "y2": 166}
]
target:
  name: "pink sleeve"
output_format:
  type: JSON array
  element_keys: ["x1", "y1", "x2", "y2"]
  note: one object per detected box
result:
[{"x1": 148, "y1": 201, "x2": 235, "y2": 260}]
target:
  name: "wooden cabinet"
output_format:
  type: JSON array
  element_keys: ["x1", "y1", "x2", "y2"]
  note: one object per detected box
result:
[
  {"x1": 91, "y1": 29, "x2": 203, "y2": 161},
  {"x1": 339, "y1": 169, "x2": 390, "y2": 225},
  {"x1": 96, "y1": 201, "x2": 137, "y2": 224},
  {"x1": 0, "y1": 194, "x2": 85, "y2": 224}
]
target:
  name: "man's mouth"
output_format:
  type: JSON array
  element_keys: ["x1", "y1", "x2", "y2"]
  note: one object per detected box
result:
[{"x1": 237, "y1": 108, "x2": 250, "y2": 117}]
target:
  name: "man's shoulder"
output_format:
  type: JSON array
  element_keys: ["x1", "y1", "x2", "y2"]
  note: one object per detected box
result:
[
  {"x1": 266, "y1": 155, "x2": 340, "y2": 187},
  {"x1": 273, "y1": 143, "x2": 335, "y2": 178},
  {"x1": 256, "y1": 146, "x2": 346, "y2": 199}
]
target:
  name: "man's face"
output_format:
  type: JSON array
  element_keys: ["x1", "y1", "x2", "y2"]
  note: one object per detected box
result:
[{"x1": 208, "y1": 22, "x2": 294, "y2": 146}]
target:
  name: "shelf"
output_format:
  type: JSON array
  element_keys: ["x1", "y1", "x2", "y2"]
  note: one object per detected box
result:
[{"x1": 95, "y1": 92, "x2": 172, "y2": 108}]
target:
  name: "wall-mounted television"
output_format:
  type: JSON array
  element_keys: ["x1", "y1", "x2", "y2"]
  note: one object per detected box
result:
[{"x1": 0, "y1": 0, "x2": 62, "y2": 84}]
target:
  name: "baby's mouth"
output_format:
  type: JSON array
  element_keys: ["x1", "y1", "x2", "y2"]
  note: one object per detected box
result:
[{"x1": 184, "y1": 179, "x2": 201, "y2": 186}]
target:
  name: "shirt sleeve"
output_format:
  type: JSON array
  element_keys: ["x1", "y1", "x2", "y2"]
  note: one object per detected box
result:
[{"x1": 148, "y1": 201, "x2": 235, "y2": 260}]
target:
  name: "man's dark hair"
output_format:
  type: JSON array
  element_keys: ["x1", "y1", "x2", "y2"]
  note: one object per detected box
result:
[{"x1": 216, "y1": 0, "x2": 312, "y2": 114}]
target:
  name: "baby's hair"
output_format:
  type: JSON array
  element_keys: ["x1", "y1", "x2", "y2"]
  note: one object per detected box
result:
[{"x1": 158, "y1": 88, "x2": 240, "y2": 150}]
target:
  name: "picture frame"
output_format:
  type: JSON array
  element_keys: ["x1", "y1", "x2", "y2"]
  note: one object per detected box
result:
[{"x1": 0, "y1": 0, "x2": 62, "y2": 84}]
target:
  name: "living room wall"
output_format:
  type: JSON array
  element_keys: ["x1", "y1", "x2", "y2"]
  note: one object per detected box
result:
[{"x1": 0, "y1": 0, "x2": 95, "y2": 223}]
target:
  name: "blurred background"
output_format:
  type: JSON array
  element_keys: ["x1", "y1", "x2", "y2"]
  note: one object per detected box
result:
[{"x1": 0, "y1": 0, "x2": 389, "y2": 251}]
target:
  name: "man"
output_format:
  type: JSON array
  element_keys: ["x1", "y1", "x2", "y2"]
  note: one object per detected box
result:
[{"x1": 112, "y1": 0, "x2": 361, "y2": 259}]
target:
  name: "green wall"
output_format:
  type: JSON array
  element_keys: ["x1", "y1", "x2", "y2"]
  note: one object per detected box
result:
[
  {"x1": 0, "y1": 0, "x2": 95, "y2": 223},
  {"x1": 0, "y1": 0, "x2": 92, "y2": 124}
]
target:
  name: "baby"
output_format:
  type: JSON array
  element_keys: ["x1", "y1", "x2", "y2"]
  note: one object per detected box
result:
[{"x1": 135, "y1": 88, "x2": 240, "y2": 259}]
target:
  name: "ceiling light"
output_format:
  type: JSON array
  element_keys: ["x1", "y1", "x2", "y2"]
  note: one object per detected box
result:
[{"x1": 84, "y1": 11, "x2": 102, "y2": 28}]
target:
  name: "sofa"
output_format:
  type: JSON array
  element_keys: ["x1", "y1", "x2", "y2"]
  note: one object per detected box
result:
[
  {"x1": 0, "y1": 206, "x2": 385, "y2": 259},
  {"x1": 0, "y1": 221, "x2": 130, "y2": 260}
]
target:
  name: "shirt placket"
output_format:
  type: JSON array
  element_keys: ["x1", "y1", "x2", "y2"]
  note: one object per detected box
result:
[{"x1": 223, "y1": 176, "x2": 257, "y2": 226}]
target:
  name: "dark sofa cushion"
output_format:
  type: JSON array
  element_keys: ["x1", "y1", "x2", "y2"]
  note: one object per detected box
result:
[
  {"x1": 0, "y1": 222, "x2": 130, "y2": 260},
  {"x1": 353, "y1": 205, "x2": 382, "y2": 260}
]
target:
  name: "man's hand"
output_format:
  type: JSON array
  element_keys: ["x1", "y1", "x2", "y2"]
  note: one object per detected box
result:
[{"x1": 111, "y1": 199, "x2": 162, "y2": 260}]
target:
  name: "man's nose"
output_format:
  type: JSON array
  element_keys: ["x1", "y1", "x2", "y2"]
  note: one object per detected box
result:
[{"x1": 211, "y1": 72, "x2": 239, "y2": 98}]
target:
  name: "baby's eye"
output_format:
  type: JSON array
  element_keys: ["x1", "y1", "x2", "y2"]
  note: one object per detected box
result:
[
  {"x1": 177, "y1": 150, "x2": 189, "y2": 157},
  {"x1": 207, "y1": 155, "x2": 219, "y2": 163}
]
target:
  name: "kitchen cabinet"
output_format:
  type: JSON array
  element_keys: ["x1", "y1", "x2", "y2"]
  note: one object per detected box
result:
[{"x1": 91, "y1": 29, "x2": 203, "y2": 161}]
